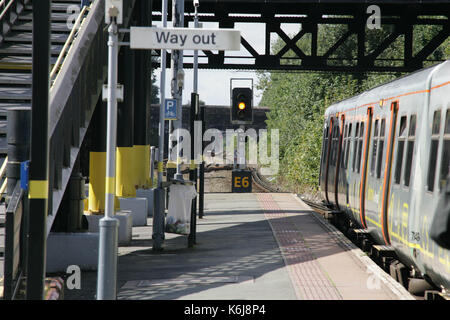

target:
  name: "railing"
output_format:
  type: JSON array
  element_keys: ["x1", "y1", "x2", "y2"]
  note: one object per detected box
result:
[
  {"x1": 0, "y1": 156, "x2": 7, "y2": 198},
  {"x1": 0, "y1": 0, "x2": 29, "y2": 43},
  {"x1": 46, "y1": 0, "x2": 135, "y2": 233},
  {"x1": 3, "y1": 181, "x2": 27, "y2": 299},
  {"x1": 50, "y1": 4, "x2": 90, "y2": 83}
]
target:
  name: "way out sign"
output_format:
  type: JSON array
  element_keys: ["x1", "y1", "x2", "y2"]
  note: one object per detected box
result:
[{"x1": 130, "y1": 27, "x2": 241, "y2": 51}]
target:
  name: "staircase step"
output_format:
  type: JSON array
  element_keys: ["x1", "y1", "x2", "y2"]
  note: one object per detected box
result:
[
  {"x1": 25, "y1": 3, "x2": 83, "y2": 12},
  {"x1": 0, "y1": 122, "x2": 6, "y2": 134},
  {"x1": 0, "y1": 73, "x2": 32, "y2": 85},
  {"x1": 12, "y1": 21, "x2": 76, "y2": 33},
  {"x1": 0, "y1": 43, "x2": 62, "y2": 56},
  {"x1": 19, "y1": 12, "x2": 75, "y2": 22},
  {"x1": 0, "y1": 87, "x2": 31, "y2": 100},
  {"x1": 0, "y1": 56, "x2": 57, "y2": 71},
  {"x1": 4, "y1": 32, "x2": 69, "y2": 44}
]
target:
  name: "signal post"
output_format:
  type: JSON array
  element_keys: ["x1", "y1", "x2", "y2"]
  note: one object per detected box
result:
[{"x1": 230, "y1": 80, "x2": 254, "y2": 193}]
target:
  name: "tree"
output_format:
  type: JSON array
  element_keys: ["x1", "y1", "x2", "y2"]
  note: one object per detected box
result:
[
  {"x1": 151, "y1": 56, "x2": 159, "y2": 104},
  {"x1": 257, "y1": 22, "x2": 449, "y2": 195}
]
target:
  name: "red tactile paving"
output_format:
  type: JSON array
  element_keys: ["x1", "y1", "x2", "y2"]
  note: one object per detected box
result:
[{"x1": 257, "y1": 193, "x2": 342, "y2": 300}]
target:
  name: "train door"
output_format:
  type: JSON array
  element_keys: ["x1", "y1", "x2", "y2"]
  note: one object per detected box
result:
[
  {"x1": 334, "y1": 115, "x2": 345, "y2": 210},
  {"x1": 321, "y1": 117, "x2": 333, "y2": 205},
  {"x1": 327, "y1": 118, "x2": 340, "y2": 207},
  {"x1": 381, "y1": 101, "x2": 399, "y2": 245},
  {"x1": 359, "y1": 108, "x2": 373, "y2": 228}
]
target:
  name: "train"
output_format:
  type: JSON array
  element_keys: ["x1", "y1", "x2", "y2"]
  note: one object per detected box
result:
[{"x1": 319, "y1": 59, "x2": 450, "y2": 295}]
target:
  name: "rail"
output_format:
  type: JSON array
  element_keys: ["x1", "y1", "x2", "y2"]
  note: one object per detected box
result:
[
  {"x1": 50, "y1": 4, "x2": 90, "y2": 83},
  {"x1": 3, "y1": 181, "x2": 27, "y2": 299},
  {"x1": 0, "y1": 156, "x2": 7, "y2": 199},
  {"x1": 0, "y1": 0, "x2": 28, "y2": 43}
]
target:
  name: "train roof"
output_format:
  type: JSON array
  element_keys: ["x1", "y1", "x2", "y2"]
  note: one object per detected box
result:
[{"x1": 324, "y1": 60, "x2": 448, "y2": 116}]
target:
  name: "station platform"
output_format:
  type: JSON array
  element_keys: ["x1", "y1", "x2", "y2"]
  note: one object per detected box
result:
[{"x1": 65, "y1": 193, "x2": 414, "y2": 300}]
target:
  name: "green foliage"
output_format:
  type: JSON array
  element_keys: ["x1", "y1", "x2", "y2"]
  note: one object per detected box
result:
[
  {"x1": 258, "y1": 22, "x2": 449, "y2": 195},
  {"x1": 151, "y1": 56, "x2": 159, "y2": 104}
]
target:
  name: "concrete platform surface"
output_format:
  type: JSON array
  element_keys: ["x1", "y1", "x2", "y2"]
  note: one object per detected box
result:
[{"x1": 64, "y1": 193, "x2": 414, "y2": 300}]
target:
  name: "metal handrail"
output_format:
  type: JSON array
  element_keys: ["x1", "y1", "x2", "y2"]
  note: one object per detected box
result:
[
  {"x1": 0, "y1": 0, "x2": 15, "y2": 21},
  {"x1": 0, "y1": 156, "x2": 8, "y2": 197},
  {"x1": 50, "y1": 5, "x2": 90, "y2": 82}
]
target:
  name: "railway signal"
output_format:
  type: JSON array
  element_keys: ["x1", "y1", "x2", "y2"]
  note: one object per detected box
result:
[{"x1": 231, "y1": 87, "x2": 253, "y2": 124}]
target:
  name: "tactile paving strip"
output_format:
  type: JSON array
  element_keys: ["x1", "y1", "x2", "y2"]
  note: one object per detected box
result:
[{"x1": 257, "y1": 193, "x2": 342, "y2": 300}]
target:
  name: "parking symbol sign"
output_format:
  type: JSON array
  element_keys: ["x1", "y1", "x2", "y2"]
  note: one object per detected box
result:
[{"x1": 164, "y1": 99, "x2": 177, "y2": 120}]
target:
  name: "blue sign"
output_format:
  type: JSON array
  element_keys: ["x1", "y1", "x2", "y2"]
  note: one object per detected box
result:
[
  {"x1": 164, "y1": 99, "x2": 177, "y2": 120},
  {"x1": 20, "y1": 160, "x2": 30, "y2": 191}
]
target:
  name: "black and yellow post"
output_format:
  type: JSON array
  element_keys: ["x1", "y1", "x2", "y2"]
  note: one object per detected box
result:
[
  {"x1": 116, "y1": 41, "x2": 136, "y2": 199},
  {"x1": 27, "y1": 0, "x2": 50, "y2": 300},
  {"x1": 188, "y1": 93, "x2": 199, "y2": 247},
  {"x1": 198, "y1": 105, "x2": 205, "y2": 219},
  {"x1": 88, "y1": 98, "x2": 107, "y2": 213},
  {"x1": 132, "y1": 0, "x2": 152, "y2": 189}
]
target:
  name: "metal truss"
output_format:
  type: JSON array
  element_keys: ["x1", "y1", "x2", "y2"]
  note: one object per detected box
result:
[{"x1": 151, "y1": 1, "x2": 450, "y2": 73}]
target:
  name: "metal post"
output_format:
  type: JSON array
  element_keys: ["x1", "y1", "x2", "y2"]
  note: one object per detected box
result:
[
  {"x1": 97, "y1": 15, "x2": 120, "y2": 300},
  {"x1": 193, "y1": 2, "x2": 199, "y2": 94},
  {"x1": 199, "y1": 105, "x2": 205, "y2": 219},
  {"x1": 150, "y1": 146, "x2": 156, "y2": 186},
  {"x1": 172, "y1": 0, "x2": 184, "y2": 181},
  {"x1": 188, "y1": 93, "x2": 198, "y2": 247},
  {"x1": 153, "y1": 0, "x2": 169, "y2": 251},
  {"x1": 27, "y1": 0, "x2": 51, "y2": 300},
  {"x1": 6, "y1": 108, "x2": 31, "y2": 200}
]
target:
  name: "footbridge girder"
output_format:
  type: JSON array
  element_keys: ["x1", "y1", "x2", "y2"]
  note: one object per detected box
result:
[{"x1": 151, "y1": 0, "x2": 450, "y2": 72}]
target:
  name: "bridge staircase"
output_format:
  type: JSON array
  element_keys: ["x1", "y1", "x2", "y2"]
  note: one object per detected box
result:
[{"x1": 0, "y1": 0, "x2": 136, "y2": 298}]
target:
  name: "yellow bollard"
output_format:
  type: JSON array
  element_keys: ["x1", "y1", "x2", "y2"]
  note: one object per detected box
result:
[
  {"x1": 88, "y1": 151, "x2": 106, "y2": 214},
  {"x1": 115, "y1": 146, "x2": 137, "y2": 198},
  {"x1": 133, "y1": 144, "x2": 151, "y2": 189}
]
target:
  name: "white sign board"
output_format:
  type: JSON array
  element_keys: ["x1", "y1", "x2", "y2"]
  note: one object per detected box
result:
[{"x1": 130, "y1": 27, "x2": 241, "y2": 51}]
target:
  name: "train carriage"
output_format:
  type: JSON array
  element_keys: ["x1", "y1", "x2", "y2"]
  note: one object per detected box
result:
[{"x1": 319, "y1": 60, "x2": 450, "y2": 292}]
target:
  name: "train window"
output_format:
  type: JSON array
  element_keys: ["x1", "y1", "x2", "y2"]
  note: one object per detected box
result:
[
  {"x1": 399, "y1": 116, "x2": 407, "y2": 137},
  {"x1": 345, "y1": 123, "x2": 352, "y2": 169},
  {"x1": 352, "y1": 123, "x2": 360, "y2": 172},
  {"x1": 446, "y1": 110, "x2": 450, "y2": 134},
  {"x1": 356, "y1": 122, "x2": 364, "y2": 173},
  {"x1": 341, "y1": 124, "x2": 348, "y2": 169},
  {"x1": 427, "y1": 110, "x2": 441, "y2": 192},
  {"x1": 439, "y1": 110, "x2": 450, "y2": 190},
  {"x1": 376, "y1": 118, "x2": 386, "y2": 179},
  {"x1": 404, "y1": 114, "x2": 417, "y2": 187},
  {"x1": 394, "y1": 116, "x2": 407, "y2": 184},
  {"x1": 409, "y1": 114, "x2": 417, "y2": 136},
  {"x1": 432, "y1": 110, "x2": 441, "y2": 134},
  {"x1": 331, "y1": 124, "x2": 339, "y2": 166},
  {"x1": 370, "y1": 119, "x2": 379, "y2": 176}
]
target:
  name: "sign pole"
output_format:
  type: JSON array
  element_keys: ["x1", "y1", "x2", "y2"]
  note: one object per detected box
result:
[
  {"x1": 153, "y1": 0, "x2": 169, "y2": 251},
  {"x1": 97, "y1": 4, "x2": 121, "y2": 300},
  {"x1": 172, "y1": 0, "x2": 184, "y2": 181},
  {"x1": 27, "y1": 0, "x2": 50, "y2": 300}
]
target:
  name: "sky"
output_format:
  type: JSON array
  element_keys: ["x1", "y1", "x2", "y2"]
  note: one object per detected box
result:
[{"x1": 153, "y1": 19, "x2": 300, "y2": 106}]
